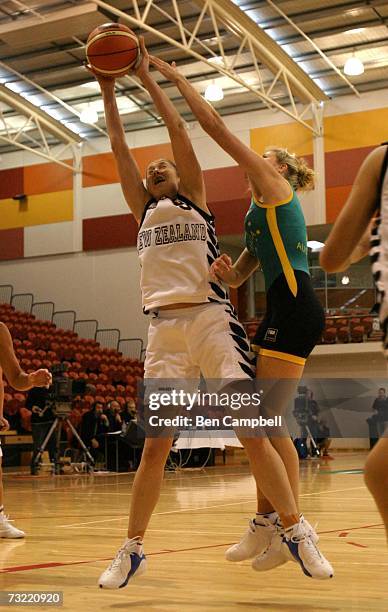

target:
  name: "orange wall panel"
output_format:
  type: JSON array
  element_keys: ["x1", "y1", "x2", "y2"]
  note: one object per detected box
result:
[
  {"x1": 132, "y1": 143, "x2": 174, "y2": 175},
  {"x1": 24, "y1": 160, "x2": 73, "y2": 195},
  {"x1": 326, "y1": 185, "x2": 352, "y2": 224},
  {"x1": 324, "y1": 108, "x2": 388, "y2": 153},
  {"x1": 82, "y1": 143, "x2": 174, "y2": 188},
  {"x1": 250, "y1": 122, "x2": 314, "y2": 157},
  {"x1": 82, "y1": 152, "x2": 119, "y2": 187}
]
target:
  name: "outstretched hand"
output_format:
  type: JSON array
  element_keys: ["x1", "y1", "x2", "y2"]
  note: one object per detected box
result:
[
  {"x1": 134, "y1": 36, "x2": 150, "y2": 80},
  {"x1": 84, "y1": 63, "x2": 115, "y2": 91},
  {"x1": 149, "y1": 55, "x2": 181, "y2": 84}
]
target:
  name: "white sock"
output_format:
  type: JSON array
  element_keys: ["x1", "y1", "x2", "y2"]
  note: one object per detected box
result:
[
  {"x1": 255, "y1": 511, "x2": 278, "y2": 525},
  {"x1": 125, "y1": 536, "x2": 143, "y2": 546}
]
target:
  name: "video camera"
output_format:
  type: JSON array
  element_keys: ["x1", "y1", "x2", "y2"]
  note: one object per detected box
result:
[{"x1": 47, "y1": 364, "x2": 87, "y2": 416}]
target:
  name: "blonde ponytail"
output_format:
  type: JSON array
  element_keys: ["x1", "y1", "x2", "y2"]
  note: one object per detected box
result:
[{"x1": 265, "y1": 147, "x2": 315, "y2": 191}]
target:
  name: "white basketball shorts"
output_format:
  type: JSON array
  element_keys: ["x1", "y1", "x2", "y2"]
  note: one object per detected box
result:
[{"x1": 144, "y1": 302, "x2": 255, "y2": 380}]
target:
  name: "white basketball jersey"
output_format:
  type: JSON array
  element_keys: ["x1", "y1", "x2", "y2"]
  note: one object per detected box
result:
[
  {"x1": 370, "y1": 144, "x2": 388, "y2": 355},
  {"x1": 137, "y1": 194, "x2": 228, "y2": 311}
]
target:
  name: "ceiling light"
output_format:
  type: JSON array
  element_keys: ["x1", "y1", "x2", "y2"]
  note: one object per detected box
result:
[
  {"x1": 344, "y1": 56, "x2": 364, "y2": 76},
  {"x1": 208, "y1": 55, "x2": 224, "y2": 65},
  {"x1": 80, "y1": 81, "x2": 101, "y2": 90},
  {"x1": 307, "y1": 240, "x2": 324, "y2": 251},
  {"x1": 344, "y1": 27, "x2": 366, "y2": 35},
  {"x1": 341, "y1": 275, "x2": 350, "y2": 285},
  {"x1": 204, "y1": 81, "x2": 224, "y2": 102},
  {"x1": 80, "y1": 106, "x2": 98, "y2": 124}
]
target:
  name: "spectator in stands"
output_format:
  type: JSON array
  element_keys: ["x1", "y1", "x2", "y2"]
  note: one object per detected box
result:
[
  {"x1": 26, "y1": 386, "x2": 56, "y2": 474},
  {"x1": 80, "y1": 401, "x2": 110, "y2": 461},
  {"x1": 3, "y1": 403, "x2": 22, "y2": 433},
  {"x1": 121, "y1": 399, "x2": 137, "y2": 425},
  {"x1": 105, "y1": 400, "x2": 123, "y2": 431},
  {"x1": 0, "y1": 321, "x2": 51, "y2": 536}
]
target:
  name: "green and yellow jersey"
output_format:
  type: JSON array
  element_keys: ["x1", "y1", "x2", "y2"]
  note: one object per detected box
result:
[{"x1": 245, "y1": 188, "x2": 309, "y2": 297}]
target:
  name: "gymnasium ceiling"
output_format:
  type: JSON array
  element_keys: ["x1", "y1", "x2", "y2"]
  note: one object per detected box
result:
[{"x1": 0, "y1": 0, "x2": 388, "y2": 158}]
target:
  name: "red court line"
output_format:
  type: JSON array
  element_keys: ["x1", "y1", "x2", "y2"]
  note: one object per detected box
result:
[
  {"x1": 346, "y1": 542, "x2": 369, "y2": 548},
  {"x1": 1, "y1": 523, "x2": 383, "y2": 575},
  {"x1": 320, "y1": 522, "x2": 383, "y2": 535},
  {"x1": 0, "y1": 543, "x2": 234, "y2": 574}
]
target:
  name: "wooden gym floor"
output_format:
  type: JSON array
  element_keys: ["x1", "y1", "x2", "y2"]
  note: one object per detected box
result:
[{"x1": 0, "y1": 453, "x2": 386, "y2": 611}]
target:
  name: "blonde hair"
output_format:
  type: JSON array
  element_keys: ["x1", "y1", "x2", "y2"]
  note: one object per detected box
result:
[{"x1": 265, "y1": 147, "x2": 315, "y2": 191}]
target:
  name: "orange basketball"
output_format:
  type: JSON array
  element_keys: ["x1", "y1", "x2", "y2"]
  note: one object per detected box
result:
[{"x1": 86, "y1": 23, "x2": 139, "y2": 77}]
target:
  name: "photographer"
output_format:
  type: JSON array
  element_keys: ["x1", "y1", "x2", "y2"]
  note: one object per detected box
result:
[{"x1": 81, "y1": 401, "x2": 110, "y2": 461}]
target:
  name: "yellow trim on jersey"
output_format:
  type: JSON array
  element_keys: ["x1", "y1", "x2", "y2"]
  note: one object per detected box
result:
[
  {"x1": 252, "y1": 347, "x2": 306, "y2": 365},
  {"x1": 252, "y1": 188, "x2": 293, "y2": 209},
  {"x1": 266, "y1": 207, "x2": 298, "y2": 297}
]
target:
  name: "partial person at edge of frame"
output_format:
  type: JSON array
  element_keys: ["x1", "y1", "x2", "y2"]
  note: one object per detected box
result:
[{"x1": 321, "y1": 143, "x2": 388, "y2": 542}]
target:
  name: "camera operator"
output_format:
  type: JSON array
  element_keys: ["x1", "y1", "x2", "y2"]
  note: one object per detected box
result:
[
  {"x1": 81, "y1": 401, "x2": 110, "y2": 461},
  {"x1": 293, "y1": 387, "x2": 328, "y2": 457}
]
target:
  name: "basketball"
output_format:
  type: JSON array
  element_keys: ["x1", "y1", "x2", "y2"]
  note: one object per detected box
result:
[{"x1": 86, "y1": 23, "x2": 139, "y2": 77}]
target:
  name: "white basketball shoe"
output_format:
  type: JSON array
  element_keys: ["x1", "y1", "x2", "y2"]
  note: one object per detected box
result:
[
  {"x1": 225, "y1": 515, "x2": 278, "y2": 562},
  {"x1": 0, "y1": 514, "x2": 25, "y2": 539},
  {"x1": 252, "y1": 515, "x2": 318, "y2": 572},
  {"x1": 99, "y1": 537, "x2": 147, "y2": 589},
  {"x1": 283, "y1": 521, "x2": 334, "y2": 580}
]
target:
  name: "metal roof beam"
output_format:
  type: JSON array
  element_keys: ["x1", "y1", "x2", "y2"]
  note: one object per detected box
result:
[
  {"x1": 242, "y1": 0, "x2": 388, "y2": 28},
  {"x1": 91, "y1": 0, "x2": 326, "y2": 136},
  {"x1": 0, "y1": 83, "x2": 81, "y2": 169}
]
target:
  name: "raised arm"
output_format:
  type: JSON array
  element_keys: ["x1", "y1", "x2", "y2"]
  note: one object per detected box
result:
[
  {"x1": 320, "y1": 146, "x2": 386, "y2": 273},
  {"x1": 211, "y1": 250, "x2": 260, "y2": 288},
  {"x1": 92, "y1": 70, "x2": 148, "y2": 223},
  {"x1": 137, "y1": 39, "x2": 206, "y2": 210},
  {"x1": 0, "y1": 323, "x2": 51, "y2": 391},
  {"x1": 149, "y1": 56, "x2": 290, "y2": 205}
]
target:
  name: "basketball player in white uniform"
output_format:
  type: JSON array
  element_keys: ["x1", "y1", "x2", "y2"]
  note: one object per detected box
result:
[
  {"x1": 93, "y1": 38, "x2": 255, "y2": 589},
  {"x1": 321, "y1": 143, "x2": 388, "y2": 541},
  {"x1": 0, "y1": 322, "x2": 52, "y2": 537}
]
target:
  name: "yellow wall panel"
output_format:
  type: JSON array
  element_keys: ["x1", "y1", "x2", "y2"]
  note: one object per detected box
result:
[
  {"x1": 250, "y1": 122, "x2": 314, "y2": 157},
  {"x1": 323, "y1": 108, "x2": 388, "y2": 153},
  {"x1": 0, "y1": 190, "x2": 73, "y2": 230}
]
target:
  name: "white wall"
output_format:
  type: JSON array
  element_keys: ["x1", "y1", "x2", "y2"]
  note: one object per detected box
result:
[{"x1": 0, "y1": 247, "x2": 149, "y2": 344}]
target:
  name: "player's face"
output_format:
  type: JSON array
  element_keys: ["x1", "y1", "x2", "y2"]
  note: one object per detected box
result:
[
  {"x1": 263, "y1": 151, "x2": 287, "y2": 176},
  {"x1": 146, "y1": 159, "x2": 179, "y2": 198}
]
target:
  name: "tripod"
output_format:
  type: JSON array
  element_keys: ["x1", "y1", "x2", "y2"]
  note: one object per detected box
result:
[{"x1": 31, "y1": 402, "x2": 95, "y2": 475}]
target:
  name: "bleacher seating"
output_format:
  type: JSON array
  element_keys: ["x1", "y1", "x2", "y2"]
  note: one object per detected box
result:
[
  {"x1": 0, "y1": 302, "x2": 144, "y2": 427},
  {"x1": 243, "y1": 310, "x2": 383, "y2": 346}
]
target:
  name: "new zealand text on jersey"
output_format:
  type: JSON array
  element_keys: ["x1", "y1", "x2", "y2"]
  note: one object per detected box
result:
[{"x1": 138, "y1": 223, "x2": 206, "y2": 251}]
